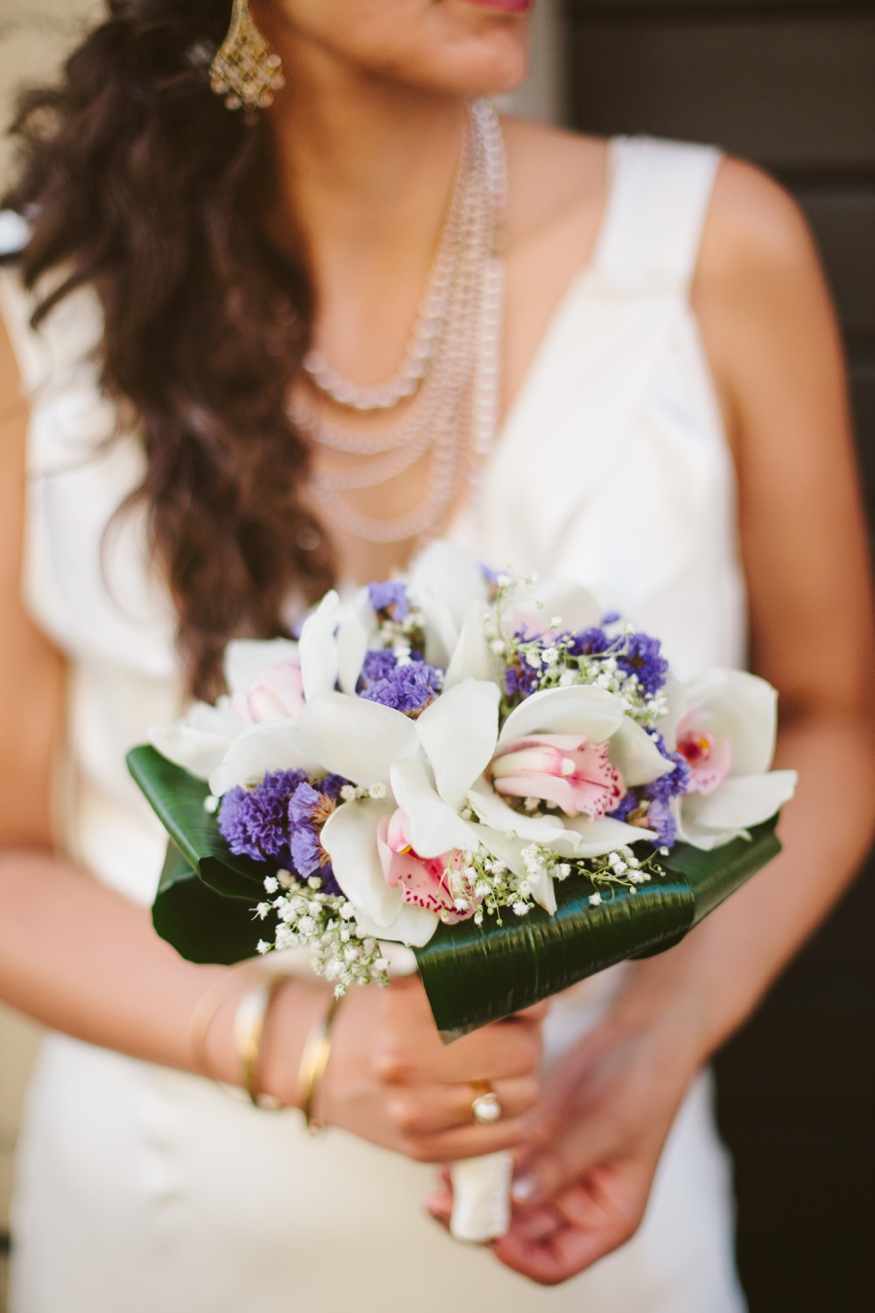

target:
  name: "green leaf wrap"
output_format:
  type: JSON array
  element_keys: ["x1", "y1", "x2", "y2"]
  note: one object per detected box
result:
[
  {"x1": 129, "y1": 744, "x2": 781, "y2": 1036},
  {"x1": 415, "y1": 818, "x2": 780, "y2": 1038},
  {"x1": 128, "y1": 745, "x2": 269, "y2": 898}
]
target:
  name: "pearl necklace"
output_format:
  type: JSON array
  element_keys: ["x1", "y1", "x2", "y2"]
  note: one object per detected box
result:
[
  {"x1": 301, "y1": 130, "x2": 471, "y2": 414},
  {"x1": 294, "y1": 99, "x2": 507, "y2": 546}
]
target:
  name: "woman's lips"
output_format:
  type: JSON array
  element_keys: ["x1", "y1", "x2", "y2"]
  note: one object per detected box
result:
[{"x1": 463, "y1": 0, "x2": 534, "y2": 13}]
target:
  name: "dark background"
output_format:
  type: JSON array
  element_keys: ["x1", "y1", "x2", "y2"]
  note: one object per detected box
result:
[{"x1": 562, "y1": 1, "x2": 875, "y2": 1308}]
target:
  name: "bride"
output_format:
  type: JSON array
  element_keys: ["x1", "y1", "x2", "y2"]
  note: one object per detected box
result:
[{"x1": 0, "y1": 1, "x2": 873, "y2": 1309}]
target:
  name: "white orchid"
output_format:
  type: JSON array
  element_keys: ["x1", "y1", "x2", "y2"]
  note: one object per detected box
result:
[
  {"x1": 467, "y1": 685, "x2": 670, "y2": 865},
  {"x1": 149, "y1": 595, "x2": 373, "y2": 796},
  {"x1": 148, "y1": 637, "x2": 304, "y2": 782},
  {"x1": 292, "y1": 670, "x2": 672, "y2": 943},
  {"x1": 293, "y1": 678, "x2": 500, "y2": 946},
  {"x1": 670, "y1": 668, "x2": 797, "y2": 850}
]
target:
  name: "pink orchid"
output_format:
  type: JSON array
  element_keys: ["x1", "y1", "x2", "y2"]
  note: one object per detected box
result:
[
  {"x1": 377, "y1": 810, "x2": 467, "y2": 923},
  {"x1": 489, "y1": 733, "x2": 625, "y2": 819},
  {"x1": 675, "y1": 711, "x2": 732, "y2": 795},
  {"x1": 232, "y1": 660, "x2": 305, "y2": 726}
]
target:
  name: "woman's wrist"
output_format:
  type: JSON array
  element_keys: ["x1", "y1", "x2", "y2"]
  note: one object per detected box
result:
[
  {"x1": 257, "y1": 976, "x2": 336, "y2": 1109},
  {"x1": 195, "y1": 968, "x2": 334, "y2": 1107},
  {"x1": 608, "y1": 940, "x2": 730, "y2": 1083}
]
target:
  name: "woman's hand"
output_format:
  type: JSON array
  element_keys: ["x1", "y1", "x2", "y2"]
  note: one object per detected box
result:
[
  {"x1": 497, "y1": 1002, "x2": 702, "y2": 1284},
  {"x1": 314, "y1": 975, "x2": 544, "y2": 1162},
  {"x1": 427, "y1": 967, "x2": 707, "y2": 1284}
]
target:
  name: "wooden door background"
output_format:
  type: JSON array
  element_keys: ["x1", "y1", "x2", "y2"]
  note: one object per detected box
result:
[{"x1": 562, "y1": 2, "x2": 875, "y2": 1309}]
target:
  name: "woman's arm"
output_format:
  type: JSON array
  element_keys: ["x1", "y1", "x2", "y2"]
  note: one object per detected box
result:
[
  {"x1": 430, "y1": 159, "x2": 875, "y2": 1282},
  {"x1": 0, "y1": 313, "x2": 540, "y2": 1162}
]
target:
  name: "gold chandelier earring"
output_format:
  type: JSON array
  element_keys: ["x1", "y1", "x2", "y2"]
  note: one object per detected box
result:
[{"x1": 210, "y1": 0, "x2": 285, "y2": 112}]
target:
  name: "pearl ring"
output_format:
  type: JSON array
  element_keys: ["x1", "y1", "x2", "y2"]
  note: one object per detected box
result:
[{"x1": 470, "y1": 1081, "x2": 503, "y2": 1126}]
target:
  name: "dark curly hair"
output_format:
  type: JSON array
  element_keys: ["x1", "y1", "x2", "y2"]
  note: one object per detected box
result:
[{"x1": 4, "y1": 0, "x2": 334, "y2": 698}]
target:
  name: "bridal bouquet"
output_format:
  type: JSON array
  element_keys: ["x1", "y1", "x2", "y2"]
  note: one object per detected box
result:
[{"x1": 130, "y1": 542, "x2": 796, "y2": 1038}]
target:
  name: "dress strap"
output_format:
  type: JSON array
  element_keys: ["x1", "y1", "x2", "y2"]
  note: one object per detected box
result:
[{"x1": 592, "y1": 136, "x2": 723, "y2": 298}]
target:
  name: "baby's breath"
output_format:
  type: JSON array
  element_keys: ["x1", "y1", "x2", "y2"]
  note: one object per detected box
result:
[
  {"x1": 488, "y1": 577, "x2": 668, "y2": 728},
  {"x1": 256, "y1": 874, "x2": 390, "y2": 994},
  {"x1": 582, "y1": 845, "x2": 666, "y2": 896},
  {"x1": 373, "y1": 605, "x2": 427, "y2": 658}
]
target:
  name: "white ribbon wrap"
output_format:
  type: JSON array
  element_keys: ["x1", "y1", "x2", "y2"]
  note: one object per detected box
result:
[
  {"x1": 377, "y1": 945, "x2": 514, "y2": 1244},
  {"x1": 450, "y1": 1151, "x2": 514, "y2": 1243}
]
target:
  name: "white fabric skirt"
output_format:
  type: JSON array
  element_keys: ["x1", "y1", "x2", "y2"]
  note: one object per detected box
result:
[{"x1": 10, "y1": 993, "x2": 747, "y2": 1313}]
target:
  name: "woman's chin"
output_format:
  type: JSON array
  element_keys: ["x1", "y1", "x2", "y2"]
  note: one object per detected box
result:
[{"x1": 407, "y1": 34, "x2": 530, "y2": 100}]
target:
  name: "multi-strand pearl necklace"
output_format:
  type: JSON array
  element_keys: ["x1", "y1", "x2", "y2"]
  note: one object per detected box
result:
[{"x1": 292, "y1": 99, "x2": 507, "y2": 545}]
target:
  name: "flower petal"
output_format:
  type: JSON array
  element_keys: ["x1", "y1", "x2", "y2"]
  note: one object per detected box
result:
[
  {"x1": 390, "y1": 758, "x2": 478, "y2": 858},
  {"x1": 493, "y1": 771, "x2": 577, "y2": 813},
  {"x1": 223, "y1": 639, "x2": 300, "y2": 696},
  {"x1": 608, "y1": 719, "x2": 674, "y2": 787},
  {"x1": 299, "y1": 591, "x2": 340, "y2": 701},
  {"x1": 319, "y1": 796, "x2": 399, "y2": 925},
  {"x1": 444, "y1": 599, "x2": 499, "y2": 690},
  {"x1": 336, "y1": 610, "x2": 369, "y2": 696},
  {"x1": 466, "y1": 779, "x2": 570, "y2": 845},
  {"x1": 554, "y1": 814, "x2": 658, "y2": 858},
  {"x1": 475, "y1": 826, "x2": 558, "y2": 915},
  {"x1": 149, "y1": 722, "x2": 235, "y2": 781},
  {"x1": 186, "y1": 698, "x2": 244, "y2": 738},
  {"x1": 499, "y1": 685, "x2": 626, "y2": 747},
  {"x1": 416, "y1": 679, "x2": 500, "y2": 811},
  {"x1": 294, "y1": 691, "x2": 420, "y2": 786},
  {"x1": 511, "y1": 579, "x2": 600, "y2": 637},
  {"x1": 682, "y1": 669, "x2": 778, "y2": 776},
  {"x1": 208, "y1": 720, "x2": 322, "y2": 796},
  {"x1": 352, "y1": 904, "x2": 439, "y2": 948},
  {"x1": 681, "y1": 770, "x2": 797, "y2": 836},
  {"x1": 658, "y1": 673, "x2": 688, "y2": 752},
  {"x1": 243, "y1": 661, "x2": 305, "y2": 723},
  {"x1": 409, "y1": 541, "x2": 488, "y2": 632}
]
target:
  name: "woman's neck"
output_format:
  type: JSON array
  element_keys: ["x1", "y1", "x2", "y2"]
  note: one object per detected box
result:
[{"x1": 265, "y1": 45, "x2": 469, "y2": 378}]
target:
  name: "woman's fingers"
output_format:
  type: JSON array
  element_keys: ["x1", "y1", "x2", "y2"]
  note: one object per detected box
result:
[
  {"x1": 373, "y1": 1015, "x2": 542, "y2": 1087},
  {"x1": 397, "y1": 1113, "x2": 532, "y2": 1164},
  {"x1": 320, "y1": 976, "x2": 545, "y2": 1161},
  {"x1": 494, "y1": 1173, "x2": 651, "y2": 1286},
  {"x1": 386, "y1": 1073, "x2": 540, "y2": 1137},
  {"x1": 511, "y1": 1112, "x2": 624, "y2": 1205}
]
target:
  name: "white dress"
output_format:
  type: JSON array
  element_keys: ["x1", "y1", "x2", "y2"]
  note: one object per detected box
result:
[{"x1": 2, "y1": 136, "x2": 748, "y2": 1313}]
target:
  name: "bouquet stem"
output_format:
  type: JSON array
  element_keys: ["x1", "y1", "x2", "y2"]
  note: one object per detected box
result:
[{"x1": 450, "y1": 1151, "x2": 514, "y2": 1243}]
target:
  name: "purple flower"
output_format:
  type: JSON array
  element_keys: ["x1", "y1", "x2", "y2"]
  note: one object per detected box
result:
[
  {"x1": 290, "y1": 828, "x2": 342, "y2": 895},
  {"x1": 601, "y1": 611, "x2": 622, "y2": 626},
  {"x1": 645, "y1": 797, "x2": 676, "y2": 849},
  {"x1": 360, "y1": 662, "x2": 443, "y2": 715},
  {"x1": 610, "y1": 791, "x2": 640, "y2": 823},
  {"x1": 368, "y1": 580, "x2": 410, "y2": 621},
  {"x1": 643, "y1": 733, "x2": 691, "y2": 803},
  {"x1": 617, "y1": 633, "x2": 669, "y2": 696},
  {"x1": 504, "y1": 659, "x2": 540, "y2": 703},
  {"x1": 288, "y1": 776, "x2": 347, "y2": 827},
  {"x1": 286, "y1": 775, "x2": 347, "y2": 895},
  {"x1": 608, "y1": 731, "x2": 689, "y2": 851},
  {"x1": 359, "y1": 648, "x2": 403, "y2": 687},
  {"x1": 568, "y1": 627, "x2": 611, "y2": 657},
  {"x1": 218, "y1": 769, "x2": 308, "y2": 862},
  {"x1": 287, "y1": 782, "x2": 319, "y2": 829}
]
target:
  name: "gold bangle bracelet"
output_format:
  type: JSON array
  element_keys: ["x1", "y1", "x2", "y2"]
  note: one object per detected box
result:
[
  {"x1": 190, "y1": 963, "x2": 260, "y2": 1085},
  {"x1": 233, "y1": 974, "x2": 290, "y2": 1110},
  {"x1": 297, "y1": 993, "x2": 344, "y2": 1135}
]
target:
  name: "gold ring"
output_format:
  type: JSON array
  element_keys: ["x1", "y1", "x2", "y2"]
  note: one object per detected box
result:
[{"x1": 470, "y1": 1080, "x2": 503, "y2": 1126}]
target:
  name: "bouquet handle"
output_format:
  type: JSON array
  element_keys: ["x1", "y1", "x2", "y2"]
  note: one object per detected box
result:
[
  {"x1": 383, "y1": 946, "x2": 514, "y2": 1243},
  {"x1": 450, "y1": 1151, "x2": 513, "y2": 1242}
]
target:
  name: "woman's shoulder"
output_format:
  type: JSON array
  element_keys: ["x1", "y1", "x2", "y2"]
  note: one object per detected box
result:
[
  {"x1": 699, "y1": 156, "x2": 820, "y2": 301},
  {"x1": 693, "y1": 154, "x2": 830, "y2": 402}
]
